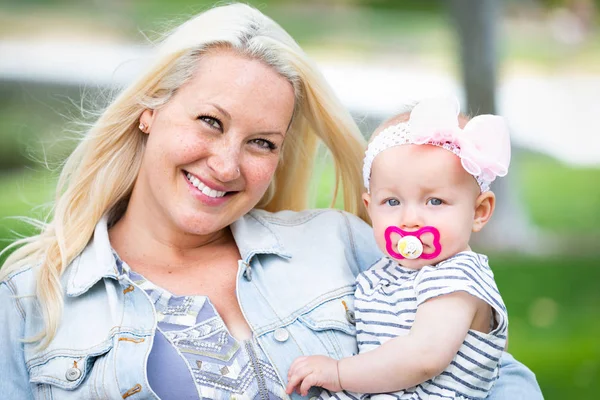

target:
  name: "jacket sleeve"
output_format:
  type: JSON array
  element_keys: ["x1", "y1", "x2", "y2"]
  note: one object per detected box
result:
[
  {"x1": 0, "y1": 281, "x2": 34, "y2": 399},
  {"x1": 488, "y1": 352, "x2": 544, "y2": 400},
  {"x1": 341, "y1": 211, "x2": 382, "y2": 275}
]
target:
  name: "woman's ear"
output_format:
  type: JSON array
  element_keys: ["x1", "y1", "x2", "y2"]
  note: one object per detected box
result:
[
  {"x1": 139, "y1": 109, "x2": 154, "y2": 134},
  {"x1": 472, "y1": 191, "x2": 496, "y2": 232}
]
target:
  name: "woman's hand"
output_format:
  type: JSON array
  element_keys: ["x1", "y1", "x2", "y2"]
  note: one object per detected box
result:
[{"x1": 286, "y1": 355, "x2": 342, "y2": 396}]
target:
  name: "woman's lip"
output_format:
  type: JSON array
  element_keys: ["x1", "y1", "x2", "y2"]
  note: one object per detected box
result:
[
  {"x1": 183, "y1": 170, "x2": 232, "y2": 193},
  {"x1": 183, "y1": 172, "x2": 231, "y2": 205}
]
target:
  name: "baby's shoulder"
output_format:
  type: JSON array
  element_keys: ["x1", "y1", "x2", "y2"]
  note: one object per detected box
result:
[
  {"x1": 431, "y1": 251, "x2": 493, "y2": 275},
  {"x1": 414, "y1": 251, "x2": 504, "y2": 309},
  {"x1": 356, "y1": 257, "x2": 418, "y2": 289}
]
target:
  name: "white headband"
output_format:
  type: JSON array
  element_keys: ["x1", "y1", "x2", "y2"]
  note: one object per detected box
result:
[{"x1": 362, "y1": 97, "x2": 511, "y2": 193}]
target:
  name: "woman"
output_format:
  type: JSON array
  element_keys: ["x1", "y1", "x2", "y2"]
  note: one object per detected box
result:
[{"x1": 0, "y1": 3, "x2": 542, "y2": 399}]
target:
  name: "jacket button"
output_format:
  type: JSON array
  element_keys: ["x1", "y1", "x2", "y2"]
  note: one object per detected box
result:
[
  {"x1": 273, "y1": 328, "x2": 289, "y2": 342},
  {"x1": 65, "y1": 367, "x2": 82, "y2": 381},
  {"x1": 241, "y1": 261, "x2": 252, "y2": 281},
  {"x1": 345, "y1": 309, "x2": 356, "y2": 325}
]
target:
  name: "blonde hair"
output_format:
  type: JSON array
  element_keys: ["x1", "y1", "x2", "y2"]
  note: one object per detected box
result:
[{"x1": 0, "y1": 3, "x2": 367, "y2": 348}]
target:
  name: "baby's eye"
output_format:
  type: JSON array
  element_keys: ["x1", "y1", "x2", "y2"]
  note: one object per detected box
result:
[
  {"x1": 427, "y1": 198, "x2": 443, "y2": 206},
  {"x1": 386, "y1": 199, "x2": 400, "y2": 206}
]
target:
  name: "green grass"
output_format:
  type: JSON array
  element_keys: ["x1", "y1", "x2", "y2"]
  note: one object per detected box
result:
[
  {"x1": 516, "y1": 153, "x2": 600, "y2": 233},
  {"x1": 0, "y1": 169, "x2": 56, "y2": 257},
  {"x1": 492, "y1": 255, "x2": 600, "y2": 398}
]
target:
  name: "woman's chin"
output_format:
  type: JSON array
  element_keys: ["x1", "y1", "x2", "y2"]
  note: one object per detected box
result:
[
  {"x1": 169, "y1": 211, "x2": 225, "y2": 236},
  {"x1": 173, "y1": 204, "x2": 248, "y2": 237}
]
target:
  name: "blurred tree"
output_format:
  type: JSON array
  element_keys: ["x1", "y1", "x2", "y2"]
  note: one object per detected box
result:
[
  {"x1": 449, "y1": 0, "x2": 498, "y2": 114},
  {"x1": 448, "y1": 0, "x2": 541, "y2": 252}
]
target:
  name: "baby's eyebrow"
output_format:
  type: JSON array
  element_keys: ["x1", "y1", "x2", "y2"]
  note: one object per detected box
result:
[
  {"x1": 418, "y1": 185, "x2": 457, "y2": 198},
  {"x1": 418, "y1": 184, "x2": 443, "y2": 193}
]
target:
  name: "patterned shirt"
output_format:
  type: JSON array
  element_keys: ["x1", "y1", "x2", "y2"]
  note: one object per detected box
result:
[
  {"x1": 116, "y1": 256, "x2": 289, "y2": 400},
  {"x1": 323, "y1": 251, "x2": 507, "y2": 400}
]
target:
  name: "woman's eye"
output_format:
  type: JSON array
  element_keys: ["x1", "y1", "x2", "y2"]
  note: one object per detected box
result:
[
  {"x1": 250, "y1": 138, "x2": 277, "y2": 151},
  {"x1": 386, "y1": 199, "x2": 400, "y2": 206},
  {"x1": 199, "y1": 116, "x2": 222, "y2": 130},
  {"x1": 427, "y1": 198, "x2": 443, "y2": 206}
]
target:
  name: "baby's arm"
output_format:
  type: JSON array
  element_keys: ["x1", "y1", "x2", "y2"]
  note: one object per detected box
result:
[{"x1": 286, "y1": 291, "x2": 482, "y2": 395}]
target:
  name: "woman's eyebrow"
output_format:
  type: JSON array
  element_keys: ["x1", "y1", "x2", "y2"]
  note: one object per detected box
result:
[
  {"x1": 208, "y1": 102, "x2": 231, "y2": 119},
  {"x1": 206, "y1": 102, "x2": 285, "y2": 136}
]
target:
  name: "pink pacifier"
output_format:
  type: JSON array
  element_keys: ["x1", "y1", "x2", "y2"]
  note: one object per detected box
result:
[{"x1": 384, "y1": 226, "x2": 442, "y2": 260}]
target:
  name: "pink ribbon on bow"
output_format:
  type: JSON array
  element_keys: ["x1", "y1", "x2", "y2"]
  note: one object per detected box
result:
[{"x1": 408, "y1": 97, "x2": 511, "y2": 183}]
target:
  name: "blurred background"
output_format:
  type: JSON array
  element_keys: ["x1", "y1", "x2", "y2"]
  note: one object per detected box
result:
[{"x1": 0, "y1": 0, "x2": 599, "y2": 398}]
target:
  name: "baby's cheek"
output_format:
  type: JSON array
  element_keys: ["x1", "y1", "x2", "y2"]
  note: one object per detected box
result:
[{"x1": 373, "y1": 226, "x2": 392, "y2": 257}]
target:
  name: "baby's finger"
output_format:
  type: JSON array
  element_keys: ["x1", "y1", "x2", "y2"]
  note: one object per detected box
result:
[
  {"x1": 300, "y1": 373, "x2": 317, "y2": 397},
  {"x1": 287, "y1": 357, "x2": 308, "y2": 378},
  {"x1": 284, "y1": 382, "x2": 297, "y2": 395},
  {"x1": 285, "y1": 370, "x2": 306, "y2": 394}
]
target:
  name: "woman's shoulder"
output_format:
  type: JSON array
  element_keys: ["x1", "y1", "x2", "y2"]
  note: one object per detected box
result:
[
  {"x1": 249, "y1": 208, "x2": 359, "y2": 226},
  {"x1": 241, "y1": 208, "x2": 381, "y2": 273},
  {"x1": 0, "y1": 263, "x2": 39, "y2": 297},
  {"x1": 247, "y1": 208, "x2": 374, "y2": 244},
  {"x1": 0, "y1": 264, "x2": 41, "y2": 329}
]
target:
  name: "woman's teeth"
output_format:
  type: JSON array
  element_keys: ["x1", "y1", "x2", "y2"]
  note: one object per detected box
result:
[{"x1": 186, "y1": 173, "x2": 227, "y2": 198}]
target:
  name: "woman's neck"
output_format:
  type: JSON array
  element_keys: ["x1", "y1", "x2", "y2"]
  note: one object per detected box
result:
[{"x1": 108, "y1": 205, "x2": 234, "y2": 272}]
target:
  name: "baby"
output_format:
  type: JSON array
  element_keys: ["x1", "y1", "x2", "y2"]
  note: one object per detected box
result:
[{"x1": 286, "y1": 97, "x2": 511, "y2": 399}]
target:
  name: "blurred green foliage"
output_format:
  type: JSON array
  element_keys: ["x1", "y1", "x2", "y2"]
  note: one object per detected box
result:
[
  {"x1": 493, "y1": 254, "x2": 600, "y2": 398},
  {"x1": 518, "y1": 153, "x2": 600, "y2": 233}
]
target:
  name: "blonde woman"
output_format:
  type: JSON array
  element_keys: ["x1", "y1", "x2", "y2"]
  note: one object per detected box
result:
[{"x1": 0, "y1": 3, "x2": 541, "y2": 399}]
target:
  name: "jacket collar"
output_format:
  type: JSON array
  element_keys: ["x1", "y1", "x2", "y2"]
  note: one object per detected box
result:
[
  {"x1": 230, "y1": 209, "x2": 291, "y2": 263},
  {"x1": 66, "y1": 210, "x2": 291, "y2": 297},
  {"x1": 66, "y1": 216, "x2": 119, "y2": 297}
]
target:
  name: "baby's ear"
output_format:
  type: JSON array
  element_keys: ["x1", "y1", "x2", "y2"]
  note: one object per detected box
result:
[
  {"x1": 362, "y1": 192, "x2": 371, "y2": 210},
  {"x1": 472, "y1": 191, "x2": 496, "y2": 232}
]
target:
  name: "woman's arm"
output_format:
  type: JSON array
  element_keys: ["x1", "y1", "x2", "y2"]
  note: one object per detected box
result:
[
  {"x1": 488, "y1": 352, "x2": 544, "y2": 400},
  {"x1": 286, "y1": 291, "x2": 480, "y2": 395},
  {"x1": 0, "y1": 282, "x2": 34, "y2": 399}
]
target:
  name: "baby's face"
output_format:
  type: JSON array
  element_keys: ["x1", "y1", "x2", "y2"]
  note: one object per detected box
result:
[{"x1": 364, "y1": 144, "x2": 481, "y2": 269}]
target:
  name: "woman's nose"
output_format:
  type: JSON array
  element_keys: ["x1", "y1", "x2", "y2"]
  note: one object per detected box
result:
[{"x1": 207, "y1": 145, "x2": 242, "y2": 182}]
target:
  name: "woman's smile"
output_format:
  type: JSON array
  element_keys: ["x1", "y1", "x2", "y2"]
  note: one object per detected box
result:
[{"x1": 182, "y1": 170, "x2": 237, "y2": 206}]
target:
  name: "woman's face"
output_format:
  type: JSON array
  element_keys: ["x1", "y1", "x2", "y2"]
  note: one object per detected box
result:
[{"x1": 136, "y1": 50, "x2": 295, "y2": 237}]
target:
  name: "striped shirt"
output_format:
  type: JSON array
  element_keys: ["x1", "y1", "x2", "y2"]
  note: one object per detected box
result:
[{"x1": 324, "y1": 251, "x2": 507, "y2": 400}]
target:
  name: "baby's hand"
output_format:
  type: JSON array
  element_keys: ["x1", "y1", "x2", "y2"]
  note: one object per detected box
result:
[{"x1": 285, "y1": 355, "x2": 342, "y2": 396}]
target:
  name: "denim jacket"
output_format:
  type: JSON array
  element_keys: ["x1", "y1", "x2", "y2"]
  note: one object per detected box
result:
[{"x1": 0, "y1": 209, "x2": 542, "y2": 399}]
